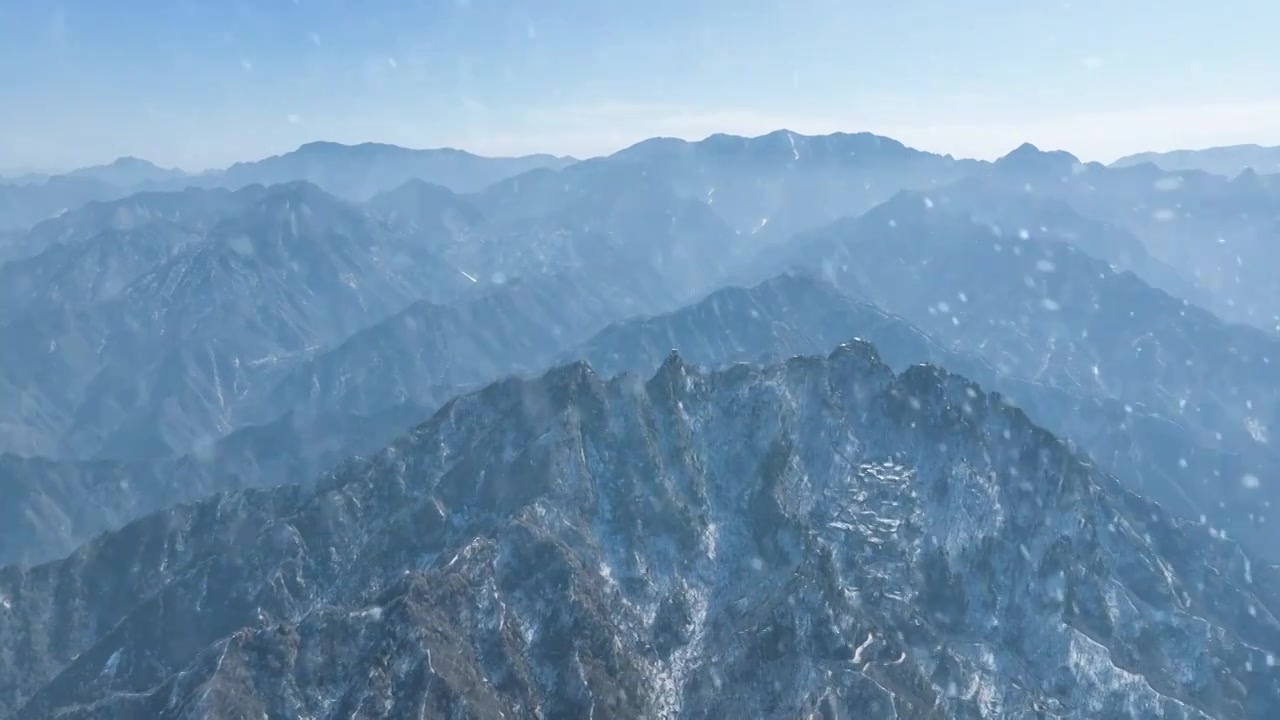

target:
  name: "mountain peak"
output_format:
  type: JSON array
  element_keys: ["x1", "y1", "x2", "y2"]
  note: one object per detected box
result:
[
  {"x1": 106, "y1": 156, "x2": 160, "y2": 169},
  {"x1": 659, "y1": 347, "x2": 688, "y2": 372},
  {"x1": 1005, "y1": 141, "x2": 1044, "y2": 156},
  {"x1": 994, "y1": 142, "x2": 1084, "y2": 175},
  {"x1": 997, "y1": 141, "x2": 1078, "y2": 163},
  {"x1": 240, "y1": 180, "x2": 342, "y2": 218},
  {"x1": 294, "y1": 140, "x2": 354, "y2": 153}
]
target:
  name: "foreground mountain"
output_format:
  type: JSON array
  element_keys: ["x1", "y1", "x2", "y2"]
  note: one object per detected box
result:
[
  {"x1": 2, "y1": 342, "x2": 1276, "y2": 719},
  {"x1": 1112, "y1": 144, "x2": 1280, "y2": 177}
]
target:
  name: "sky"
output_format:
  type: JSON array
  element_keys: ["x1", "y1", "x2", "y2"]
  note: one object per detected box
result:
[{"x1": 3, "y1": 0, "x2": 1279, "y2": 172}]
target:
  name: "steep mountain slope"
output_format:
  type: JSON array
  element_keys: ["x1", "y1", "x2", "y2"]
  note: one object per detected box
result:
[
  {"x1": 1112, "y1": 144, "x2": 1280, "y2": 177},
  {"x1": 0, "y1": 177, "x2": 123, "y2": 238},
  {"x1": 925, "y1": 176, "x2": 1208, "y2": 306},
  {"x1": 0, "y1": 222, "x2": 203, "y2": 324},
  {"x1": 563, "y1": 271, "x2": 945, "y2": 374},
  {"x1": 983, "y1": 144, "x2": 1280, "y2": 331},
  {"x1": 0, "y1": 183, "x2": 469, "y2": 459},
  {"x1": 0, "y1": 402, "x2": 433, "y2": 568},
  {"x1": 454, "y1": 161, "x2": 745, "y2": 299},
  {"x1": 1, "y1": 185, "x2": 264, "y2": 264},
  {"x1": 263, "y1": 272, "x2": 642, "y2": 422},
  {"x1": 1, "y1": 344, "x2": 1276, "y2": 719},
  {"x1": 768, "y1": 193, "x2": 1280, "y2": 459},
  {"x1": 365, "y1": 179, "x2": 486, "y2": 243},
  {"x1": 258, "y1": 171, "x2": 747, "y2": 425}
]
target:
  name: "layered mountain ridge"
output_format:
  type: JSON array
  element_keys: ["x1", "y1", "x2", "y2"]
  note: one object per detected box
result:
[{"x1": 3, "y1": 127, "x2": 1279, "y2": 719}]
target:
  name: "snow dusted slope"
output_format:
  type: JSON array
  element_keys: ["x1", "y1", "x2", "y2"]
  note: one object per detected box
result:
[{"x1": 2, "y1": 342, "x2": 1278, "y2": 718}]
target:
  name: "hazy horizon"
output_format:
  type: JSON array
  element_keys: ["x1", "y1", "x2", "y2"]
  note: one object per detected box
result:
[
  {"x1": 8, "y1": 129, "x2": 1280, "y2": 180},
  {"x1": 5, "y1": 0, "x2": 1280, "y2": 171}
]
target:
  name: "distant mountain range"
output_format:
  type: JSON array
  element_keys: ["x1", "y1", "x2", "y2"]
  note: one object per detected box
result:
[
  {"x1": 1113, "y1": 143, "x2": 1280, "y2": 177},
  {"x1": 0, "y1": 142, "x2": 577, "y2": 235},
  {"x1": 10, "y1": 134, "x2": 1279, "y2": 331}
]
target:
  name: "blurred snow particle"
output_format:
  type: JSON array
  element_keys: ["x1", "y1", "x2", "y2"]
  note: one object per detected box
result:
[
  {"x1": 240, "y1": 58, "x2": 254, "y2": 71},
  {"x1": 1242, "y1": 474, "x2": 1261, "y2": 490},
  {"x1": 1018, "y1": 228, "x2": 1031, "y2": 240},
  {"x1": 1041, "y1": 298, "x2": 1061, "y2": 311},
  {"x1": 923, "y1": 197, "x2": 934, "y2": 209},
  {"x1": 1154, "y1": 176, "x2": 1184, "y2": 191},
  {"x1": 287, "y1": 113, "x2": 301, "y2": 124},
  {"x1": 1035, "y1": 259, "x2": 1056, "y2": 273},
  {"x1": 308, "y1": 32, "x2": 321, "y2": 46},
  {"x1": 228, "y1": 234, "x2": 255, "y2": 256},
  {"x1": 1245, "y1": 418, "x2": 1269, "y2": 444},
  {"x1": 1152, "y1": 208, "x2": 1176, "y2": 222},
  {"x1": 387, "y1": 57, "x2": 398, "y2": 69}
]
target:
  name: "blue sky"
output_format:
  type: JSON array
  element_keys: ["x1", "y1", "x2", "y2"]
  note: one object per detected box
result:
[{"x1": 3, "y1": 0, "x2": 1278, "y2": 171}]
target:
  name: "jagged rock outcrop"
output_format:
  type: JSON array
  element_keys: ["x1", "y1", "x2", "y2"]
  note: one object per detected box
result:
[{"x1": 1, "y1": 342, "x2": 1276, "y2": 719}]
